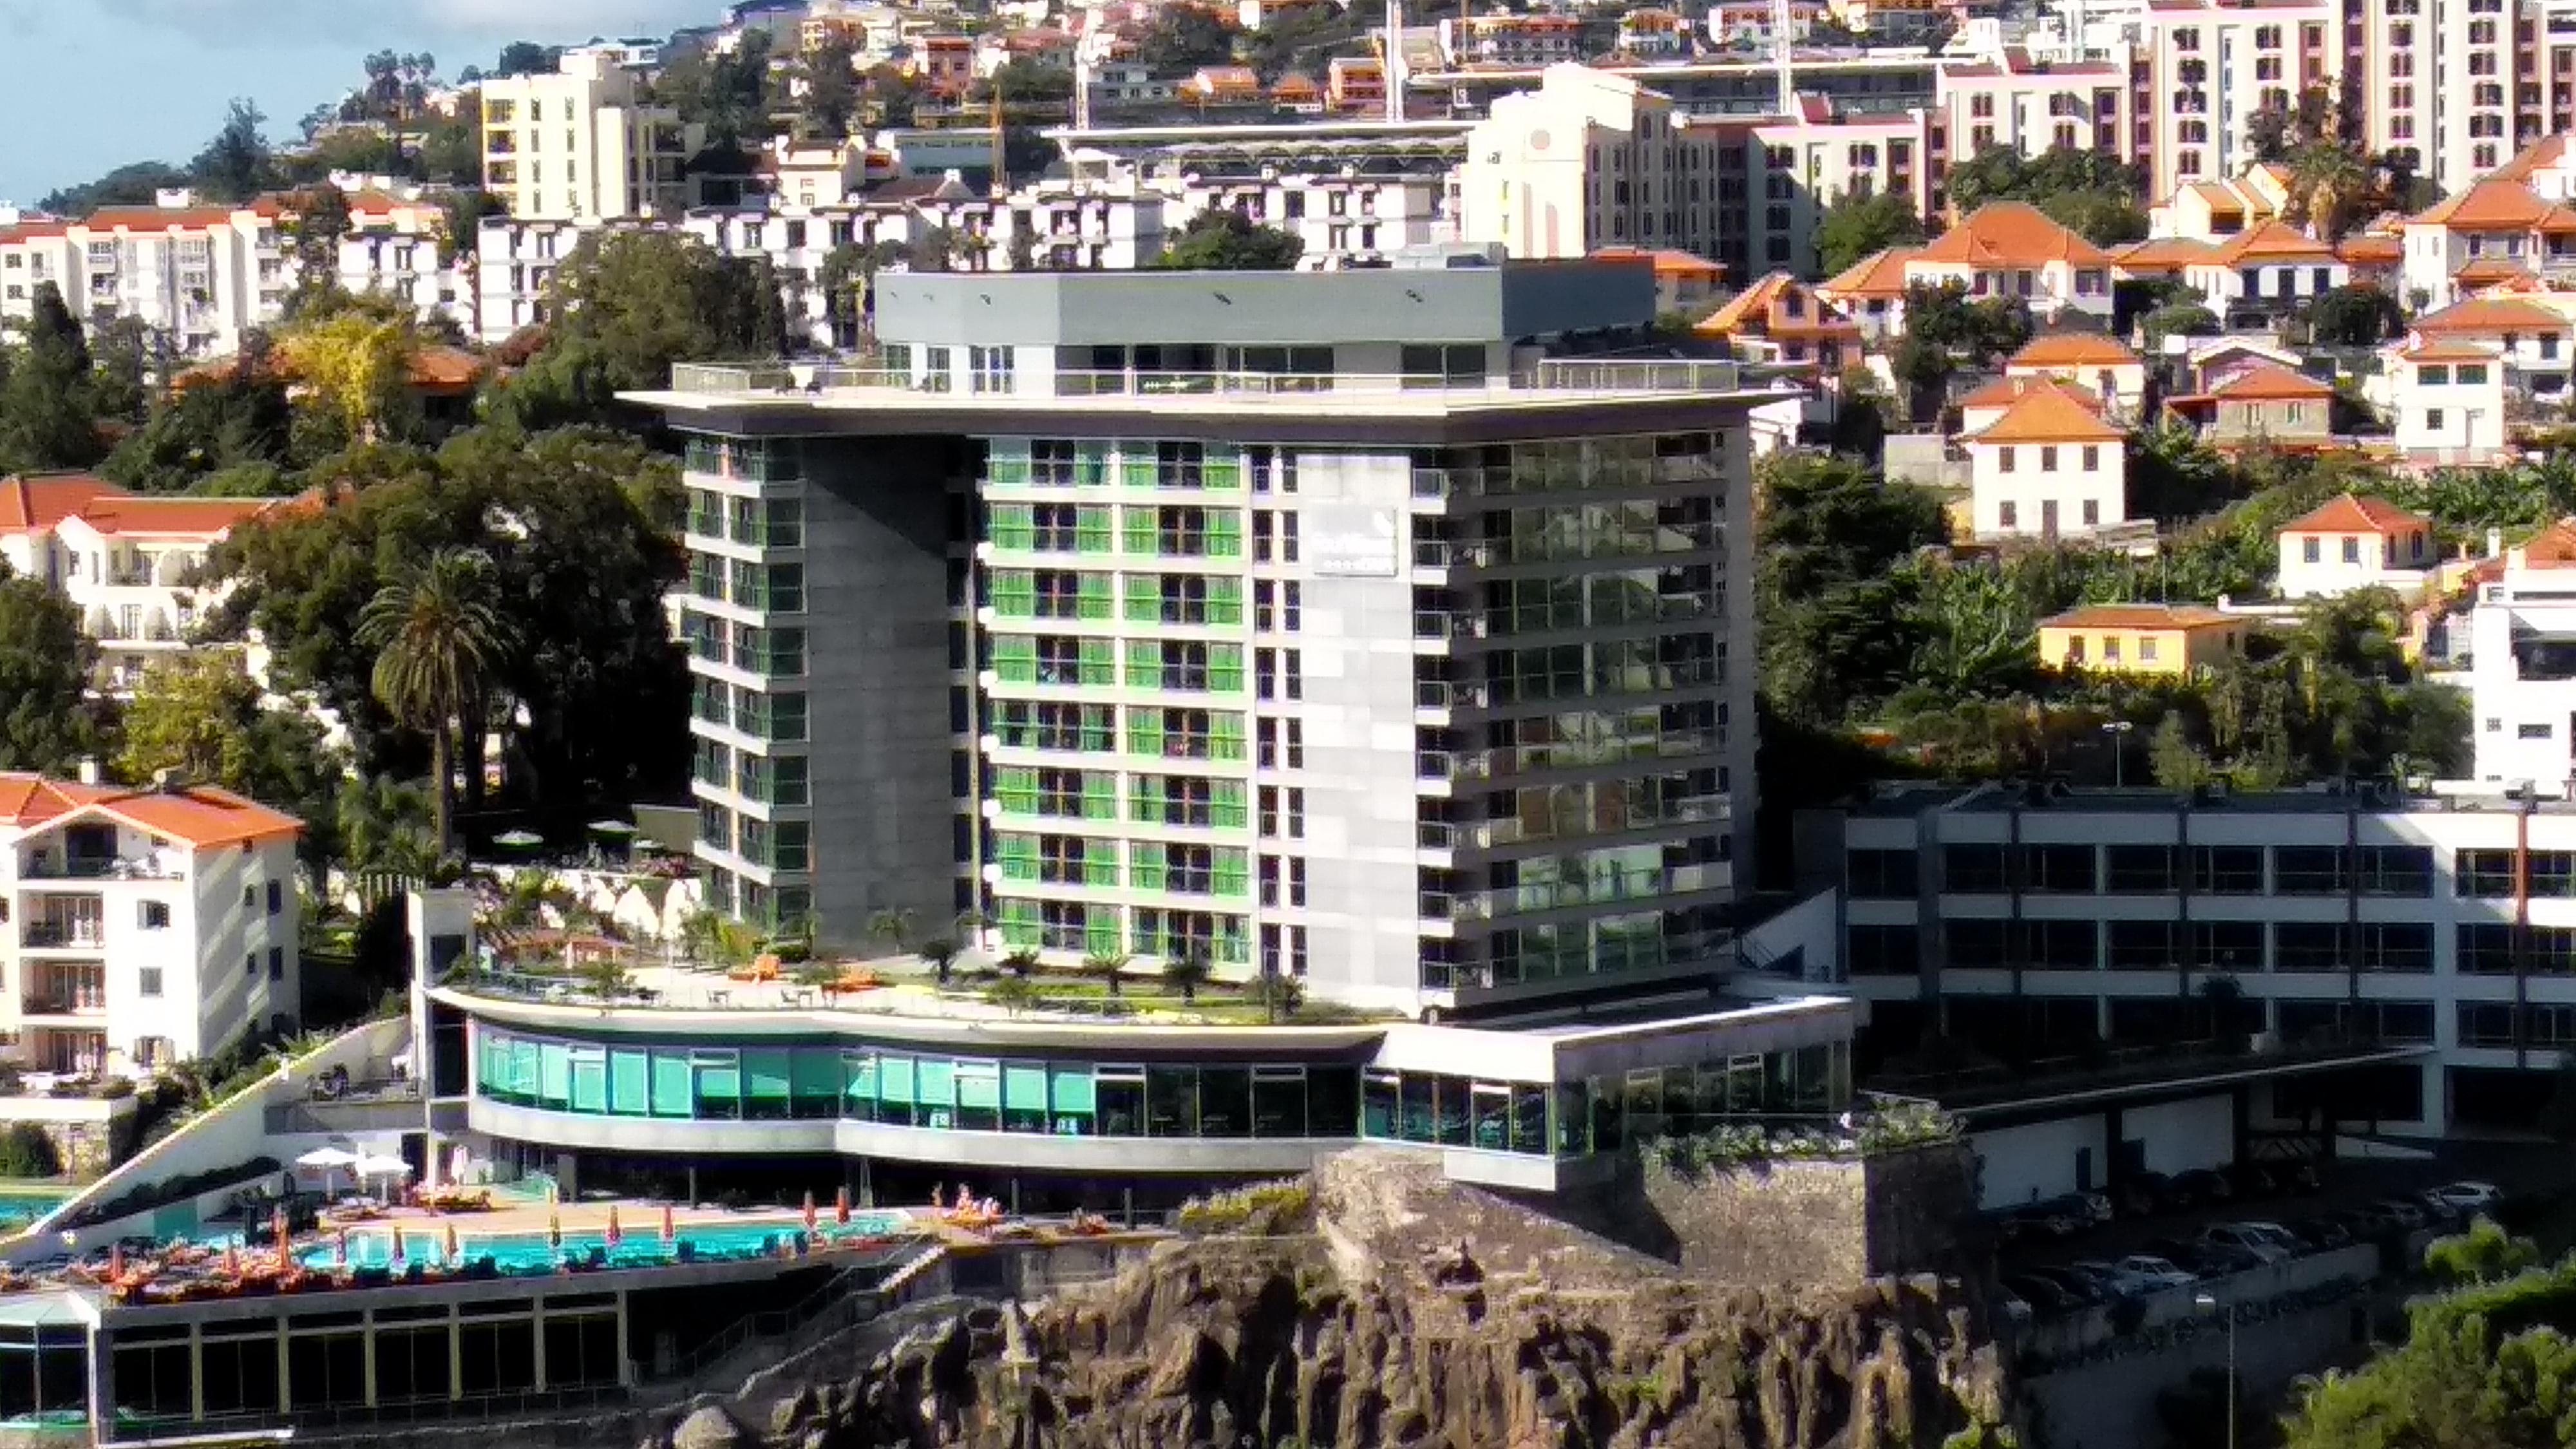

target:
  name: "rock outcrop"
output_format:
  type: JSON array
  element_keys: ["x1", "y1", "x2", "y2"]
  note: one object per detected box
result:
[{"x1": 647, "y1": 1151, "x2": 2011, "y2": 1449}]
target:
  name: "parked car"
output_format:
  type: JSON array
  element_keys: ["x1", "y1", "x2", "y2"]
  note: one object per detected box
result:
[
  {"x1": 2175, "y1": 1168, "x2": 2236, "y2": 1206},
  {"x1": 2197, "y1": 1223, "x2": 2290, "y2": 1264},
  {"x1": 2113, "y1": 1254, "x2": 2199, "y2": 1291},
  {"x1": 2414, "y1": 1193, "x2": 2465, "y2": 1228},
  {"x1": 2289, "y1": 1217, "x2": 2353, "y2": 1251},
  {"x1": 2070, "y1": 1259, "x2": 2159, "y2": 1298},
  {"x1": 2117, "y1": 1172, "x2": 2177, "y2": 1218},
  {"x1": 2372, "y1": 1197, "x2": 2429, "y2": 1231},
  {"x1": 2003, "y1": 1274, "x2": 2076, "y2": 1314},
  {"x1": 2425, "y1": 1180, "x2": 2505, "y2": 1216},
  {"x1": 2010, "y1": 1203, "x2": 2085, "y2": 1240},
  {"x1": 2027, "y1": 1266, "x2": 2108, "y2": 1306},
  {"x1": 2233, "y1": 1220, "x2": 2304, "y2": 1255},
  {"x1": 2053, "y1": 1191, "x2": 2115, "y2": 1227},
  {"x1": 2325, "y1": 1205, "x2": 2402, "y2": 1239},
  {"x1": 2188, "y1": 1243, "x2": 2266, "y2": 1276}
]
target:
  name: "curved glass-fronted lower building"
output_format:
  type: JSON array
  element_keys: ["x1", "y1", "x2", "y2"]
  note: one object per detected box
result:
[{"x1": 422, "y1": 979, "x2": 1855, "y2": 1217}]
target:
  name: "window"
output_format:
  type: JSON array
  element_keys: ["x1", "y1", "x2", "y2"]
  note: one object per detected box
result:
[
  {"x1": 2272, "y1": 846, "x2": 2346, "y2": 895},
  {"x1": 2342, "y1": 536, "x2": 2362, "y2": 564},
  {"x1": 1998, "y1": 446, "x2": 2016, "y2": 473},
  {"x1": 266, "y1": 881, "x2": 283, "y2": 916},
  {"x1": 2106, "y1": 845, "x2": 2178, "y2": 892},
  {"x1": 1999, "y1": 501, "x2": 2018, "y2": 529},
  {"x1": 2302, "y1": 536, "x2": 2320, "y2": 563},
  {"x1": 1848, "y1": 925, "x2": 1918, "y2": 975},
  {"x1": 137, "y1": 901, "x2": 169, "y2": 930},
  {"x1": 2522, "y1": 722, "x2": 2554, "y2": 739},
  {"x1": 2358, "y1": 845, "x2": 2434, "y2": 896},
  {"x1": 2426, "y1": 407, "x2": 2446, "y2": 431},
  {"x1": 1942, "y1": 844, "x2": 2009, "y2": 893},
  {"x1": 2191, "y1": 845, "x2": 2264, "y2": 893},
  {"x1": 138, "y1": 968, "x2": 162, "y2": 998},
  {"x1": 2081, "y1": 444, "x2": 2100, "y2": 471},
  {"x1": 268, "y1": 948, "x2": 285, "y2": 981},
  {"x1": 2194, "y1": 921, "x2": 2264, "y2": 971},
  {"x1": 2040, "y1": 445, "x2": 2060, "y2": 473},
  {"x1": 1847, "y1": 849, "x2": 1919, "y2": 898},
  {"x1": 2107, "y1": 920, "x2": 2177, "y2": 969},
  {"x1": 2022, "y1": 844, "x2": 2096, "y2": 893},
  {"x1": 2458, "y1": 848, "x2": 2517, "y2": 897},
  {"x1": 2275, "y1": 922, "x2": 2343, "y2": 971}
]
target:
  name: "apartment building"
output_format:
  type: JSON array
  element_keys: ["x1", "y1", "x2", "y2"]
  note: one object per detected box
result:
[
  {"x1": 2400, "y1": 171, "x2": 2576, "y2": 310},
  {"x1": 336, "y1": 227, "x2": 474, "y2": 338},
  {"x1": 1803, "y1": 779, "x2": 2576, "y2": 1137},
  {"x1": 478, "y1": 51, "x2": 692, "y2": 222},
  {"x1": 2360, "y1": 0, "x2": 2576, "y2": 192},
  {"x1": 628, "y1": 264, "x2": 1770, "y2": 1018},
  {"x1": 2136, "y1": 0, "x2": 2339, "y2": 200},
  {"x1": 0, "y1": 772, "x2": 302, "y2": 1077},
  {"x1": 1460, "y1": 65, "x2": 1721, "y2": 258},
  {"x1": 1935, "y1": 50, "x2": 2134, "y2": 171},
  {"x1": 1441, "y1": 13, "x2": 1586, "y2": 67},
  {"x1": 1960, "y1": 378, "x2": 2131, "y2": 541},
  {"x1": 2465, "y1": 517, "x2": 2576, "y2": 787},
  {"x1": 0, "y1": 198, "x2": 289, "y2": 359}
]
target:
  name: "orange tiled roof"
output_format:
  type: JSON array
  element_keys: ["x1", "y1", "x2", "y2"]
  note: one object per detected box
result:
[
  {"x1": 0, "y1": 473, "x2": 126, "y2": 533},
  {"x1": 2409, "y1": 178, "x2": 2555, "y2": 230},
  {"x1": 1912, "y1": 201, "x2": 2114, "y2": 269},
  {"x1": 1591, "y1": 245, "x2": 1726, "y2": 278},
  {"x1": 2455, "y1": 256, "x2": 2536, "y2": 285},
  {"x1": 2008, "y1": 332, "x2": 2140, "y2": 368},
  {"x1": 2494, "y1": 135, "x2": 2571, "y2": 183},
  {"x1": 0, "y1": 773, "x2": 301, "y2": 848},
  {"x1": 1959, "y1": 374, "x2": 2105, "y2": 411},
  {"x1": 2110, "y1": 236, "x2": 2221, "y2": 271},
  {"x1": 2202, "y1": 360, "x2": 2334, "y2": 402},
  {"x1": 2412, "y1": 296, "x2": 2568, "y2": 335},
  {"x1": 1818, "y1": 245, "x2": 1919, "y2": 298},
  {"x1": 2207, "y1": 219, "x2": 2338, "y2": 265},
  {"x1": 1967, "y1": 382, "x2": 2125, "y2": 444},
  {"x1": 2281, "y1": 492, "x2": 2429, "y2": 535},
  {"x1": 2336, "y1": 234, "x2": 2403, "y2": 265},
  {"x1": 2042, "y1": 603, "x2": 2236, "y2": 630},
  {"x1": 68, "y1": 496, "x2": 281, "y2": 538},
  {"x1": 2394, "y1": 338, "x2": 2506, "y2": 364},
  {"x1": 1695, "y1": 272, "x2": 1852, "y2": 336}
]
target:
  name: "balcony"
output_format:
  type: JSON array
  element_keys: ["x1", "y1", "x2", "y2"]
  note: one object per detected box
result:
[
  {"x1": 20, "y1": 853, "x2": 178, "y2": 881},
  {"x1": 20, "y1": 923, "x2": 103, "y2": 950},
  {"x1": 661, "y1": 358, "x2": 1768, "y2": 412}
]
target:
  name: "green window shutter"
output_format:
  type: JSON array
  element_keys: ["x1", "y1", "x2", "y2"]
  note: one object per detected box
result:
[
  {"x1": 1131, "y1": 775, "x2": 1164, "y2": 822},
  {"x1": 1080, "y1": 638, "x2": 1118, "y2": 685},
  {"x1": 1124, "y1": 576, "x2": 1160, "y2": 623},
  {"x1": 1050, "y1": 1065, "x2": 1097, "y2": 1114},
  {"x1": 1208, "y1": 576, "x2": 1242, "y2": 625},
  {"x1": 998, "y1": 833, "x2": 1039, "y2": 881},
  {"x1": 997, "y1": 766, "x2": 1039, "y2": 815},
  {"x1": 1218, "y1": 918, "x2": 1249, "y2": 965},
  {"x1": 1210, "y1": 712, "x2": 1245, "y2": 761},
  {"x1": 1076, "y1": 505, "x2": 1114, "y2": 553},
  {"x1": 916, "y1": 1061, "x2": 956, "y2": 1114},
  {"x1": 991, "y1": 569, "x2": 1036, "y2": 618},
  {"x1": 1088, "y1": 706, "x2": 1118, "y2": 751},
  {"x1": 993, "y1": 635, "x2": 1038, "y2": 684},
  {"x1": 744, "y1": 1049, "x2": 791, "y2": 1101},
  {"x1": 791, "y1": 1051, "x2": 840, "y2": 1110},
  {"x1": 843, "y1": 1054, "x2": 876, "y2": 1113},
  {"x1": 1208, "y1": 644, "x2": 1245, "y2": 694},
  {"x1": 1076, "y1": 444, "x2": 1110, "y2": 487},
  {"x1": 649, "y1": 1050, "x2": 693, "y2": 1117},
  {"x1": 1083, "y1": 772, "x2": 1118, "y2": 820},
  {"x1": 1200, "y1": 453, "x2": 1243, "y2": 491},
  {"x1": 1131, "y1": 842, "x2": 1166, "y2": 892},
  {"x1": 1123, "y1": 507, "x2": 1159, "y2": 555},
  {"x1": 1207, "y1": 512, "x2": 1242, "y2": 558},
  {"x1": 1084, "y1": 839, "x2": 1121, "y2": 887},
  {"x1": 1213, "y1": 848, "x2": 1251, "y2": 898},
  {"x1": 1085, "y1": 914, "x2": 1122, "y2": 956},
  {"x1": 1129, "y1": 707, "x2": 1164, "y2": 758},
  {"x1": 538, "y1": 1043, "x2": 572, "y2": 1106},
  {"x1": 1003, "y1": 1064, "x2": 1048, "y2": 1113},
  {"x1": 1077, "y1": 574, "x2": 1114, "y2": 620},
  {"x1": 877, "y1": 1056, "x2": 916, "y2": 1106},
  {"x1": 1121, "y1": 457, "x2": 1160, "y2": 489},
  {"x1": 991, "y1": 503, "x2": 1035, "y2": 550},
  {"x1": 608, "y1": 1049, "x2": 649, "y2": 1117},
  {"x1": 571, "y1": 1055, "x2": 608, "y2": 1112},
  {"x1": 987, "y1": 451, "x2": 1031, "y2": 487},
  {"x1": 957, "y1": 1065, "x2": 1000, "y2": 1112},
  {"x1": 1212, "y1": 780, "x2": 1248, "y2": 829},
  {"x1": 998, "y1": 900, "x2": 1041, "y2": 946},
  {"x1": 1126, "y1": 641, "x2": 1162, "y2": 690}
]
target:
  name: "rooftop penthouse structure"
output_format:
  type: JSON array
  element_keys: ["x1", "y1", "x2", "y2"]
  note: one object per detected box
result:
[{"x1": 624, "y1": 261, "x2": 1788, "y2": 1023}]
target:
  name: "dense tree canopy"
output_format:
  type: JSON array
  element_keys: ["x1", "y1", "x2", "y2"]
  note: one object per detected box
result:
[
  {"x1": 0, "y1": 283, "x2": 106, "y2": 472},
  {"x1": 0, "y1": 568, "x2": 100, "y2": 775},
  {"x1": 2282, "y1": 1245, "x2": 2576, "y2": 1449},
  {"x1": 1814, "y1": 190, "x2": 1927, "y2": 279},
  {"x1": 211, "y1": 426, "x2": 688, "y2": 839},
  {"x1": 1153, "y1": 211, "x2": 1306, "y2": 270},
  {"x1": 114, "y1": 654, "x2": 343, "y2": 877},
  {"x1": 1940, "y1": 145, "x2": 2149, "y2": 246},
  {"x1": 1136, "y1": 5, "x2": 1240, "y2": 70},
  {"x1": 488, "y1": 231, "x2": 790, "y2": 428}
]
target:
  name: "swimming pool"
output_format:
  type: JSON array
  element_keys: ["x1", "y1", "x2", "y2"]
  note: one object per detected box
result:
[
  {"x1": 0, "y1": 1188, "x2": 72, "y2": 1229},
  {"x1": 300, "y1": 1215, "x2": 911, "y2": 1274}
]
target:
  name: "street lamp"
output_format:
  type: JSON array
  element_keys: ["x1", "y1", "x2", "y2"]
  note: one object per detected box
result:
[
  {"x1": 2103, "y1": 719, "x2": 2136, "y2": 788},
  {"x1": 2193, "y1": 1291, "x2": 2237, "y2": 1449}
]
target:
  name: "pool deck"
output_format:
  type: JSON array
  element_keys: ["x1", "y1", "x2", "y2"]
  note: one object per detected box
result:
[{"x1": 293, "y1": 1197, "x2": 916, "y2": 1247}]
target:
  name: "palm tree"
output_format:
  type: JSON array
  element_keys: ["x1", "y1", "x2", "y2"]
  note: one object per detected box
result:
[
  {"x1": 357, "y1": 549, "x2": 513, "y2": 862},
  {"x1": 1163, "y1": 945, "x2": 1211, "y2": 1005},
  {"x1": 918, "y1": 937, "x2": 960, "y2": 987},
  {"x1": 1083, "y1": 949, "x2": 1129, "y2": 999},
  {"x1": 866, "y1": 907, "x2": 915, "y2": 958}
]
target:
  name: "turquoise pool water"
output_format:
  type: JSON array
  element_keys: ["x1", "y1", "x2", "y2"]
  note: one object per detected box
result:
[
  {"x1": 300, "y1": 1215, "x2": 908, "y2": 1273},
  {"x1": 0, "y1": 1188, "x2": 71, "y2": 1227}
]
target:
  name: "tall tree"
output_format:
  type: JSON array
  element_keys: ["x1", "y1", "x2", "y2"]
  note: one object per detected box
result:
[
  {"x1": 799, "y1": 37, "x2": 862, "y2": 139},
  {"x1": 488, "y1": 231, "x2": 790, "y2": 428},
  {"x1": 0, "y1": 283, "x2": 104, "y2": 471},
  {"x1": 112, "y1": 653, "x2": 343, "y2": 878},
  {"x1": 283, "y1": 185, "x2": 354, "y2": 312},
  {"x1": 1153, "y1": 211, "x2": 1305, "y2": 270},
  {"x1": 0, "y1": 568, "x2": 100, "y2": 773},
  {"x1": 1136, "y1": 6, "x2": 1238, "y2": 69},
  {"x1": 1814, "y1": 189, "x2": 1927, "y2": 279},
  {"x1": 191, "y1": 99, "x2": 274, "y2": 204},
  {"x1": 356, "y1": 547, "x2": 514, "y2": 860}
]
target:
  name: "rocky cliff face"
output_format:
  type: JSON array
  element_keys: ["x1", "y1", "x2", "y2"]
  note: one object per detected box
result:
[{"x1": 658, "y1": 1152, "x2": 2010, "y2": 1449}]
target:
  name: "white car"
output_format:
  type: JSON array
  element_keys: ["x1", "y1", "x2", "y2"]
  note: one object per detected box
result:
[
  {"x1": 2114, "y1": 1254, "x2": 2199, "y2": 1290},
  {"x1": 2197, "y1": 1224, "x2": 2291, "y2": 1264},
  {"x1": 2426, "y1": 1181, "x2": 2505, "y2": 1214},
  {"x1": 2235, "y1": 1220, "x2": 2304, "y2": 1253}
]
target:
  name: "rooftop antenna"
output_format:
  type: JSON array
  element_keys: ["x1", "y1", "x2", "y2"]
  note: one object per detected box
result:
[
  {"x1": 1385, "y1": 0, "x2": 1408, "y2": 123},
  {"x1": 989, "y1": 90, "x2": 1005, "y2": 198},
  {"x1": 1074, "y1": 48, "x2": 1094, "y2": 131},
  {"x1": 1772, "y1": 0, "x2": 1794, "y2": 115}
]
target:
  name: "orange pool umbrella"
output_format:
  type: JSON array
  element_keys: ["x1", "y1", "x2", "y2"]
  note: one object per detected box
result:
[
  {"x1": 272, "y1": 1209, "x2": 290, "y2": 1263},
  {"x1": 835, "y1": 1185, "x2": 851, "y2": 1226},
  {"x1": 108, "y1": 1244, "x2": 123, "y2": 1280},
  {"x1": 604, "y1": 1206, "x2": 622, "y2": 1249},
  {"x1": 223, "y1": 1245, "x2": 240, "y2": 1277},
  {"x1": 443, "y1": 1221, "x2": 459, "y2": 1265},
  {"x1": 660, "y1": 1204, "x2": 675, "y2": 1244},
  {"x1": 802, "y1": 1191, "x2": 818, "y2": 1232}
]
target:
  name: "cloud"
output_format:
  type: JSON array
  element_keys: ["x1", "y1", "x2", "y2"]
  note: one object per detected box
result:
[{"x1": 82, "y1": 0, "x2": 712, "y2": 48}]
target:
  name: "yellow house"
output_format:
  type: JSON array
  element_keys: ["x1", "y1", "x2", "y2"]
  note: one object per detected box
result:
[{"x1": 2038, "y1": 604, "x2": 2250, "y2": 677}]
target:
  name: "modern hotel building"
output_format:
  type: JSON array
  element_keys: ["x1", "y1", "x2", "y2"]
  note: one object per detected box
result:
[{"x1": 636, "y1": 261, "x2": 1772, "y2": 1020}]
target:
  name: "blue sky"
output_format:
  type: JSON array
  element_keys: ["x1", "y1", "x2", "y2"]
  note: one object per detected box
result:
[{"x1": 0, "y1": 0, "x2": 711, "y2": 206}]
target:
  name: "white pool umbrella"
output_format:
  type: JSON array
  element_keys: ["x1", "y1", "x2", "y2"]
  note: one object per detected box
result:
[
  {"x1": 353, "y1": 1153, "x2": 411, "y2": 1183},
  {"x1": 296, "y1": 1146, "x2": 359, "y2": 1197}
]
